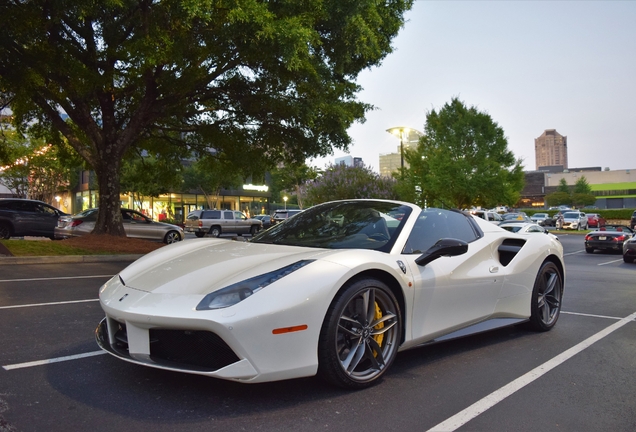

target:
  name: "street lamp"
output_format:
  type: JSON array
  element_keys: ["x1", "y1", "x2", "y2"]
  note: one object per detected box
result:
[
  {"x1": 283, "y1": 196, "x2": 288, "y2": 210},
  {"x1": 386, "y1": 126, "x2": 423, "y2": 174}
]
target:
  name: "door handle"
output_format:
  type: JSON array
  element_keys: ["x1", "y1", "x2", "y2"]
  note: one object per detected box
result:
[{"x1": 489, "y1": 266, "x2": 499, "y2": 273}]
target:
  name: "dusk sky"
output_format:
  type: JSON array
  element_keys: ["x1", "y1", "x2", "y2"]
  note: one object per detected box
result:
[{"x1": 309, "y1": 1, "x2": 636, "y2": 173}]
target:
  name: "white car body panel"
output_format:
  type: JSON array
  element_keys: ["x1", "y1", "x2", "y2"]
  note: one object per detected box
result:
[{"x1": 97, "y1": 200, "x2": 565, "y2": 384}]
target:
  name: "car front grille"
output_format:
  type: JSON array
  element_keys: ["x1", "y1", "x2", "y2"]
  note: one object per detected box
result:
[{"x1": 111, "y1": 321, "x2": 240, "y2": 371}]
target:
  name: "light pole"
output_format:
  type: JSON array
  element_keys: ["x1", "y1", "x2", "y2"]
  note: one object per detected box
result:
[
  {"x1": 283, "y1": 196, "x2": 288, "y2": 210},
  {"x1": 386, "y1": 127, "x2": 423, "y2": 176}
]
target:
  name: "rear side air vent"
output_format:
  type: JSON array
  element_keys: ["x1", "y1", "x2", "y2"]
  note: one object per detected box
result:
[{"x1": 498, "y1": 239, "x2": 526, "y2": 267}]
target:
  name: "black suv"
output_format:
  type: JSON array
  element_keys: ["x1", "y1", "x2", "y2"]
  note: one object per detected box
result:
[
  {"x1": 0, "y1": 198, "x2": 67, "y2": 239},
  {"x1": 631, "y1": 210, "x2": 636, "y2": 230}
]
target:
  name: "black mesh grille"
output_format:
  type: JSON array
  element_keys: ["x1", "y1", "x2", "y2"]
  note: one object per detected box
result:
[{"x1": 149, "y1": 329, "x2": 240, "y2": 371}]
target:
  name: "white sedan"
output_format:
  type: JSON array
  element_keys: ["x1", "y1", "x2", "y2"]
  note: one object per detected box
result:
[{"x1": 96, "y1": 200, "x2": 565, "y2": 389}]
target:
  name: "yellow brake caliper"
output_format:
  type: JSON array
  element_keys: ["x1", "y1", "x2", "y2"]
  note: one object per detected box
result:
[{"x1": 373, "y1": 302, "x2": 385, "y2": 356}]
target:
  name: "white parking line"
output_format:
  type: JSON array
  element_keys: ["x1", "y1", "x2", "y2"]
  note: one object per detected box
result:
[
  {"x1": 561, "y1": 311, "x2": 624, "y2": 320},
  {"x1": 2, "y1": 351, "x2": 106, "y2": 371},
  {"x1": 0, "y1": 275, "x2": 113, "y2": 283},
  {"x1": 0, "y1": 299, "x2": 98, "y2": 310},
  {"x1": 427, "y1": 311, "x2": 636, "y2": 432},
  {"x1": 598, "y1": 259, "x2": 623, "y2": 266},
  {"x1": 563, "y1": 250, "x2": 583, "y2": 256}
]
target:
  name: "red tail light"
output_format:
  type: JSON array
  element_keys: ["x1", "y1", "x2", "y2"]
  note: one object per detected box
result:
[
  {"x1": 585, "y1": 234, "x2": 591, "y2": 241},
  {"x1": 198, "y1": 221, "x2": 203, "y2": 227},
  {"x1": 614, "y1": 235, "x2": 626, "y2": 242},
  {"x1": 69, "y1": 220, "x2": 83, "y2": 227}
]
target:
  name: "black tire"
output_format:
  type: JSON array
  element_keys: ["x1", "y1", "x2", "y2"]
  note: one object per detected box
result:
[
  {"x1": 624, "y1": 255, "x2": 634, "y2": 263},
  {"x1": 318, "y1": 278, "x2": 401, "y2": 389},
  {"x1": 209, "y1": 226, "x2": 221, "y2": 238},
  {"x1": 194, "y1": 232, "x2": 205, "y2": 238},
  {"x1": 0, "y1": 222, "x2": 11, "y2": 239},
  {"x1": 250, "y1": 225, "x2": 258, "y2": 235},
  {"x1": 163, "y1": 230, "x2": 181, "y2": 244},
  {"x1": 585, "y1": 247, "x2": 594, "y2": 253},
  {"x1": 526, "y1": 261, "x2": 563, "y2": 332}
]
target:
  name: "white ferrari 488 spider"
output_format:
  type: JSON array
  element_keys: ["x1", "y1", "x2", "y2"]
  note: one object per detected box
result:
[{"x1": 96, "y1": 199, "x2": 565, "y2": 389}]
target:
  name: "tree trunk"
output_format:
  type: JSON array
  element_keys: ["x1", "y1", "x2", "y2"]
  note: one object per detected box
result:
[{"x1": 92, "y1": 158, "x2": 126, "y2": 237}]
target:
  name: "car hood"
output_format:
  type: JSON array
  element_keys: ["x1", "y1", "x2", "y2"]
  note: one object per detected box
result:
[{"x1": 118, "y1": 239, "x2": 332, "y2": 295}]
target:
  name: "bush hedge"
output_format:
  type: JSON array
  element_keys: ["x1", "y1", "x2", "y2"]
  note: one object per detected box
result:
[{"x1": 521, "y1": 209, "x2": 635, "y2": 220}]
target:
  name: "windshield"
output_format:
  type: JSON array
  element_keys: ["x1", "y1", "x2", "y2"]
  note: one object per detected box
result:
[
  {"x1": 562, "y1": 212, "x2": 579, "y2": 218},
  {"x1": 251, "y1": 201, "x2": 412, "y2": 252}
]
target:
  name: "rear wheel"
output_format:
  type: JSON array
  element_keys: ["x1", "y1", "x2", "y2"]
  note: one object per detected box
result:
[
  {"x1": 585, "y1": 247, "x2": 594, "y2": 253},
  {"x1": 527, "y1": 261, "x2": 563, "y2": 332},
  {"x1": 163, "y1": 230, "x2": 181, "y2": 244},
  {"x1": 194, "y1": 232, "x2": 205, "y2": 238},
  {"x1": 624, "y1": 255, "x2": 634, "y2": 263},
  {"x1": 0, "y1": 222, "x2": 11, "y2": 239},
  {"x1": 209, "y1": 226, "x2": 221, "y2": 238},
  {"x1": 318, "y1": 278, "x2": 401, "y2": 389}
]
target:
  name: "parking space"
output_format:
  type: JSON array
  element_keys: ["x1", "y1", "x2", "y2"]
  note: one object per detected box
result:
[{"x1": 0, "y1": 239, "x2": 634, "y2": 431}]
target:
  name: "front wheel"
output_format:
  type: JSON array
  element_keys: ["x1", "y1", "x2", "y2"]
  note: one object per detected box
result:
[
  {"x1": 163, "y1": 230, "x2": 182, "y2": 244},
  {"x1": 318, "y1": 278, "x2": 401, "y2": 389},
  {"x1": 527, "y1": 261, "x2": 563, "y2": 332},
  {"x1": 250, "y1": 225, "x2": 258, "y2": 235},
  {"x1": 624, "y1": 255, "x2": 634, "y2": 263}
]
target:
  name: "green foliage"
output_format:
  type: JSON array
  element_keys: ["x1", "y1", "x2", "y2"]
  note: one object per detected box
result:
[
  {"x1": 401, "y1": 98, "x2": 524, "y2": 209},
  {"x1": 303, "y1": 163, "x2": 398, "y2": 206},
  {"x1": 0, "y1": 0, "x2": 414, "y2": 234},
  {"x1": 181, "y1": 154, "x2": 243, "y2": 209},
  {"x1": 545, "y1": 191, "x2": 572, "y2": 207},
  {"x1": 0, "y1": 129, "x2": 81, "y2": 202},
  {"x1": 270, "y1": 162, "x2": 321, "y2": 209},
  {"x1": 557, "y1": 178, "x2": 570, "y2": 194},
  {"x1": 573, "y1": 176, "x2": 592, "y2": 194}
]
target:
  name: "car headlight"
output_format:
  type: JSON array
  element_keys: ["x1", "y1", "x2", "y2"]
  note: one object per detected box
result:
[{"x1": 196, "y1": 260, "x2": 315, "y2": 310}]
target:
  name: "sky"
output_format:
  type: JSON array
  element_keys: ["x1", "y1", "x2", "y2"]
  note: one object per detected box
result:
[{"x1": 309, "y1": 1, "x2": 636, "y2": 174}]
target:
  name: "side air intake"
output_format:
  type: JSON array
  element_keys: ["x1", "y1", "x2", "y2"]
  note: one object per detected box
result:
[{"x1": 498, "y1": 239, "x2": 526, "y2": 267}]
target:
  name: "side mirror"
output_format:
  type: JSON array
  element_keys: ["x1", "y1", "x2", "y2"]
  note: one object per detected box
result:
[{"x1": 415, "y1": 238, "x2": 469, "y2": 267}]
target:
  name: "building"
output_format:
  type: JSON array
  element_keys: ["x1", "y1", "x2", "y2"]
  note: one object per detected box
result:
[
  {"x1": 535, "y1": 129, "x2": 568, "y2": 170},
  {"x1": 379, "y1": 129, "x2": 422, "y2": 178},
  {"x1": 518, "y1": 167, "x2": 636, "y2": 209},
  {"x1": 334, "y1": 156, "x2": 363, "y2": 167}
]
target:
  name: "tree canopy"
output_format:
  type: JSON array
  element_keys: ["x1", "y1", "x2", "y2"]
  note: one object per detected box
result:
[
  {"x1": 303, "y1": 163, "x2": 397, "y2": 206},
  {"x1": 0, "y1": 0, "x2": 413, "y2": 235},
  {"x1": 401, "y1": 98, "x2": 524, "y2": 209}
]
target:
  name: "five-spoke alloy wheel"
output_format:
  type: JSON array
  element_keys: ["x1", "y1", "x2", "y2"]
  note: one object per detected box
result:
[
  {"x1": 527, "y1": 261, "x2": 563, "y2": 331},
  {"x1": 319, "y1": 278, "x2": 401, "y2": 389}
]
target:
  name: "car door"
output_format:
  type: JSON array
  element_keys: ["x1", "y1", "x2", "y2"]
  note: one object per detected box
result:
[
  {"x1": 33, "y1": 202, "x2": 62, "y2": 237},
  {"x1": 222, "y1": 211, "x2": 235, "y2": 233},
  {"x1": 122, "y1": 210, "x2": 154, "y2": 240},
  {"x1": 234, "y1": 211, "x2": 249, "y2": 234},
  {"x1": 402, "y1": 209, "x2": 504, "y2": 344}
]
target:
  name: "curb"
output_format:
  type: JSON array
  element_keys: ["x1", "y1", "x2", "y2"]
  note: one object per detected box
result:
[{"x1": 0, "y1": 254, "x2": 144, "y2": 265}]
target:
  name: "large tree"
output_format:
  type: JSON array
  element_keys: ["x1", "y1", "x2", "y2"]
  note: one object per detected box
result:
[
  {"x1": 402, "y1": 98, "x2": 525, "y2": 209},
  {"x1": 0, "y1": 0, "x2": 413, "y2": 236}
]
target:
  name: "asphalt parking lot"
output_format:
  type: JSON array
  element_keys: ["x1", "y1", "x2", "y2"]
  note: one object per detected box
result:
[{"x1": 0, "y1": 234, "x2": 634, "y2": 431}]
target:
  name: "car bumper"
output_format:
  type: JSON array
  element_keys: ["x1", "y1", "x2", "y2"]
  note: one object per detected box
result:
[{"x1": 586, "y1": 240, "x2": 623, "y2": 251}]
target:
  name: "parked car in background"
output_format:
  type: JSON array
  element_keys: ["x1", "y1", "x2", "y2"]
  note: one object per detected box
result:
[
  {"x1": 561, "y1": 211, "x2": 588, "y2": 230},
  {"x1": 254, "y1": 214, "x2": 274, "y2": 230},
  {"x1": 530, "y1": 212, "x2": 550, "y2": 226},
  {"x1": 623, "y1": 235, "x2": 636, "y2": 263},
  {"x1": 586, "y1": 213, "x2": 606, "y2": 229},
  {"x1": 631, "y1": 210, "x2": 636, "y2": 229},
  {"x1": 498, "y1": 222, "x2": 559, "y2": 241},
  {"x1": 273, "y1": 209, "x2": 303, "y2": 224},
  {"x1": 55, "y1": 208, "x2": 184, "y2": 244},
  {"x1": 0, "y1": 198, "x2": 67, "y2": 239},
  {"x1": 585, "y1": 225, "x2": 634, "y2": 254},
  {"x1": 470, "y1": 210, "x2": 503, "y2": 224},
  {"x1": 501, "y1": 212, "x2": 532, "y2": 223},
  {"x1": 185, "y1": 209, "x2": 262, "y2": 237}
]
